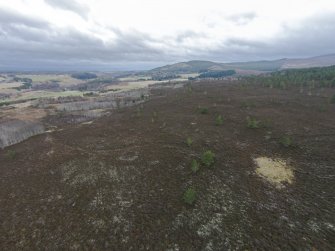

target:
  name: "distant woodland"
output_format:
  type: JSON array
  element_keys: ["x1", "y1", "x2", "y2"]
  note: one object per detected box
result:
[{"x1": 245, "y1": 65, "x2": 335, "y2": 88}]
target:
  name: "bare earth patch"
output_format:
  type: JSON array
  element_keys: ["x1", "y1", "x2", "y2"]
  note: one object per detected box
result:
[{"x1": 254, "y1": 157, "x2": 294, "y2": 188}]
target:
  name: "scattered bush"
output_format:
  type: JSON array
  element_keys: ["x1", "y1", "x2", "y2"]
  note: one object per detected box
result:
[
  {"x1": 215, "y1": 115, "x2": 224, "y2": 126},
  {"x1": 262, "y1": 119, "x2": 272, "y2": 128},
  {"x1": 246, "y1": 117, "x2": 261, "y2": 129},
  {"x1": 183, "y1": 188, "x2": 196, "y2": 205},
  {"x1": 201, "y1": 150, "x2": 215, "y2": 167},
  {"x1": 331, "y1": 94, "x2": 335, "y2": 104},
  {"x1": 199, "y1": 107, "x2": 208, "y2": 114},
  {"x1": 136, "y1": 107, "x2": 142, "y2": 117},
  {"x1": 240, "y1": 101, "x2": 255, "y2": 109},
  {"x1": 0, "y1": 102, "x2": 10, "y2": 107},
  {"x1": 6, "y1": 150, "x2": 16, "y2": 159},
  {"x1": 83, "y1": 92, "x2": 97, "y2": 97},
  {"x1": 13, "y1": 82, "x2": 32, "y2": 91},
  {"x1": 318, "y1": 104, "x2": 327, "y2": 112},
  {"x1": 186, "y1": 137, "x2": 193, "y2": 147},
  {"x1": 191, "y1": 159, "x2": 200, "y2": 173},
  {"x1": 280, "y1": 135, "x2": 294, "y2": 147},
  {"x1": 187, "y1": 86, "x2": 193, "y2": 93}
]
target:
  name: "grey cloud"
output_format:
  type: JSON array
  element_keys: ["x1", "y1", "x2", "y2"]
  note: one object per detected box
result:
[
  {"x1": 0, "y1": 10, "x2": 170, "y2": 70},
  {"x1": 0, "y1": 8, "x2": 50, "y2": 29},
  {"x1": 108, "y1": 27, "x2": 160, "y2": 55},
  {"x1": 175, "y1": 31, "x2": 207, "y2": 43},
  {"x1": 0, "y1": 9, "x2": 335, "y2": 70},
  {"x1": 224, "y1": 38, "x2": 266, "y2": 50},
  {"x1": 193, "y1": 12, "x2": 335, "y2": 62},
  {"x1": 0, "y1": 28, "x2": 162, "y2": 62},
  {"x1": 226, "y1": 12, "x2": 257, "y2": 25},
  {"x1": 0, "y1": 8, "x2": 52, "y2": 47},
  {"x1": 44, "y1": 0, "x2": 89, "y2": 19},
  {"x1": 273, "y1": 13, "x2": 335, "y2": 57}
]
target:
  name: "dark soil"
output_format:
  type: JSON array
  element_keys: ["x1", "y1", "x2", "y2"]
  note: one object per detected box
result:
[{"x1": 0, "y1": 81, "x2": 334, "y2": 250}]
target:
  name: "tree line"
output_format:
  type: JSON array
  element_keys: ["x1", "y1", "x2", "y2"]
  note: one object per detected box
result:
[
  {"x1": 244, "y1": 65, "x2": 335, "y2": 89},
  {"x1": 197, "y1": 70, "x2": 236, "y2": 79}
]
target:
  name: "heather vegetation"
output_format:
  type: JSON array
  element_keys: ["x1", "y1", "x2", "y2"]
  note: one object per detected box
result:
[{"x1": 1, "y1": 60, "x2": 335, "y2": 250}]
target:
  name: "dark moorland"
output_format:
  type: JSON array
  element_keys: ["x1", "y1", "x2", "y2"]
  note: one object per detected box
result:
[{"x1": 0, "y1": 80, "x2": 335, "y2": 250}]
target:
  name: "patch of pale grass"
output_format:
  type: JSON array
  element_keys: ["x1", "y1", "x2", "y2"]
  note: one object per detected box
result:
[
  {"x1": 81, "y1": 120, "x2": 94, "y2": 125},
  {"x1": 0, "y1": 82, "x2": 22, "y2": 89},
  {"x1": 254, "y1": 157, "x2": 294, "y2": 188}
]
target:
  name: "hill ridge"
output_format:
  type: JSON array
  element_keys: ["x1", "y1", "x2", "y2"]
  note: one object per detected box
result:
[{"x1": 149, "y1": 54, "x2": 335, "y2": 73}]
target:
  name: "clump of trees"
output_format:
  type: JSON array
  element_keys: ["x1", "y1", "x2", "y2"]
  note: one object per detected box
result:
[
  {"x1": 13, "y1": 77, "x2": 32, "y2": 83},
  {"x1": 33, "y1": 82, "x2": 60, "y2": 91},
  {"x1": 0, "y1": 93, "x2": 10, "y2": 100},
  {"x1": 0, "y1": 120, "x2": 44, "y2": 148},
  {"x1": 0, "y1": 102, "x2": 10, "y2": 107},
  {"x1": 198, "y1": 70, "x2": 236, "y2": 79},
  {"x1": 151, "y1": 73, "x2": 180, "y2": 81},
  {"x1": 56, "y1": 100, "x2": 117, "y2": 112},
  {"x1": 71, "y1": 72, "x2": 97, "y2": 80},
  {"x1": 12, "y1": 77, "x2": 33, "y2": 90},
  {"x1": 63, "y1": 110, "x2": 106, "y2": 124},
  {"x1": 244, "y1": 65, "x2": 335, "y2": 89}
]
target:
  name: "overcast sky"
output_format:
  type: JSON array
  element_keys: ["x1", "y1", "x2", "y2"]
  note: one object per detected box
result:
[{"x1": 0, "y1": 0, "x2": 335, "y2": 71}]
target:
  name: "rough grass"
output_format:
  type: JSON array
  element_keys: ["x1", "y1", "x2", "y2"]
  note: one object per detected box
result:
[{"x1": 20, "y1": 74, "x2": 83, "y2": 87}]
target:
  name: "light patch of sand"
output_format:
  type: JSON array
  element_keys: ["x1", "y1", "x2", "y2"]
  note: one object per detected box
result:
[{"x1": 254, "y1": 157, "x2": 294, "y2": 188}]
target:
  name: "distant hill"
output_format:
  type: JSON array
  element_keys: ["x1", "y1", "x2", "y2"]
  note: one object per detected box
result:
[
  {"x1": 281, "y1": 54, "x2": 335, "y2": 69},
  {"x1": 223, "y1": 59, "x2": 286, "y2": 72},
  {"x1": 149, "y1": 54, "x2": 335, "y2": 74},
  {"x1": 149, "y1": 60, "x2": 227, "y2": 73}
]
